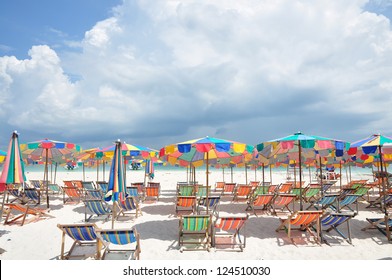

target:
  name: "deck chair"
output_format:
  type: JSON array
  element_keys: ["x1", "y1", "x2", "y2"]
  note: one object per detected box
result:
[
  {"x1": 303, "y1": 186, "x2": 321, "y2": 203},
  {"x1": 23, "y1": 188, "x2": 41, "y2": 205},
  {"x1": 72, "y1": 180, "x2": 84, "y2": 189},
  {"x1": 85, "y1": 189, "x2": 103, "y2": 200},
  {"x1": 195, "y1": 185, "x2": 211, "y2": 199},
  {"x1": 3, "y1": 203, "x2": 53, "y2": 226},
  {"x1": 215, "y1": 181, "x2": 225, "y2": 192},
  {"x1": 29, "y1": 180, "x2": 42, "y2": 190},
  {"x1": 176, "y1": 196, "x2": 197, "y2": 216},
  {"x1": 197, "y1": 196, "x2": 220, "y2": 217},
  {"x1": 6, "y1": 184, "x2": 27, "y2": 204},
  {"x1": 232, "y1": 185, "x2": 253, "y2": 202},
  {"x1": 84, "y1": 199, "x2": 112, "y2": 222},
  {"x1": 276, "y1": 210, "x2": 323, "y2": 244},
  {"x1": 362, "y1": 215, "x2": 392, "y2": 241},
  {"x1": 178, "y1": 185, "x2": 195, "y2": 196},
  {"x1": 277, "y1": 182, "x2": 293, "y2": 193},
  {"x1": 62, "y1": 186, "x2": 82, "y2": 204},
  {"x1": 57, "y1": 223, "x2": 99, "y2": 260},
  {"x1": 131, "y1": 182, "x2": 145, "y2": 196},
  {"x1": 48, "y1": 183, "x2": 62, "y2": 194},
  {"x1": 334, "y1": 194, "x2": 361, "y2": 214},
  {"x1": 82, "y1": 181, "x2": 96, "y2": 191},
  {"x1": 178, "y1": 215, "x2": 212, "y2": 252},
  {"x1": 271, "y1": 194, "x2": 296, "y2": 215},
  {"x1": 221, "y1": 183, "x2": 237, "y2": 196},
  {"x1": 116, "y1": 196, "x2": 142, "y2": 219},
  {"x1": 367, "y1": 193, "x2": 392, "y2": 209},
  {"x1": 63, "y1": 180, "x2": 75, "y2": 188},
  {"x1": 246, "y1": 194, "x2": 275, "y2": 216},
  {"x1": 126, "y1": 186, "x2": 140, "y2": 200},
  {"x1": 249, "y1": 181, "x2": 260, "y2": 188},
  {"x1": 144, "y1": 185, "x2": 160, "y2": 202},
  {"x1": 213, "y1": 215, "x2": 248, "y2": 251},
  {"x1": 321, "y1": 211, "x2": 355, "y2": 244},
  {"x1": 252, "y1": 185, "x2": 271, "y2": 196},
  {"x1": 96, "y1": 228, "x2": 141, "y2": 260},
  {"x1": 96, "y1": 181, "x2": 109, "y2": 193},
  {"x1": 307, "y1": 194, "x2": 339, "y2": 210}
]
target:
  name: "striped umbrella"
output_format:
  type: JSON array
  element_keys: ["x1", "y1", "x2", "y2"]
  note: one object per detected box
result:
[
  {"x1": 0, "y1": 150, "x2": 6, "y2": 163},
  {"x1": 21, "y1": 139, "x2": 81, "y2": 208},
  {"x1": 0, "y1": 131, "x2": 27, "y2": 222},
  {"x1": 104, "y1": 140, "x2": 126, "y2": 228}
]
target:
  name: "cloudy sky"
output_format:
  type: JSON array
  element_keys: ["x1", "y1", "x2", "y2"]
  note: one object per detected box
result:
[{"x1": 1, "y1": 0, "x2": 392, "y2": 151}]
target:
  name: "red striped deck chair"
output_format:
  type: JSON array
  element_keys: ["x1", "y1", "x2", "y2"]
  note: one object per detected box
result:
[
  {"x1": 116, "y1": 196, "x2": 142, "y2": 219},
  {"x1": 268, "y1": 184, "x2": 279, "y2": 193},
  {"x1": 4, "y1": 203, "x2": 53, "y2": 226},
  {"x1": 278, "y1": 182, "x2": 294, "y2": 193},
  {"x1": 221, "y1": 183, "x2": 236, "y2": 196},
  {"x1": 72, "y1": 180, "x2": 84, "y2": 190},
  {"x1": 246, "y1": 194, "x2": 275, "y2": 216},
  {"x1": 249, "y1": 181, "x2": 260, "y2": 188},
  {"x1": 213, "y1": 215, "x2": 248, "y2": 251},
  {"x1": 276, "y1": 210, "x2": 323, "y2": 244},
  {"x1": 57, "y1": 223, "x2": 99, "y2": 260},
  {"x1": 63, "y1": 180, "x2": 75, "y2": 188},
  {"x1": 62, "y1": 186, "x2": 83, "y2": 204},
  {"x1": 96, "y1": 228, "x2": 141, "y2": 260},
  {"x1": 215, "y1": 182, "x2": 225, "y2": 192},
  {"x1": 178, "y1": 215, "x2": 212, "y2": 252},
  {"x1": 232, "y1": 185, "x2": 253, "y2": 202},
  {"x1": 176, "y1": 196, "x2": 197, "y2": 216},
  {"x1": 271, "y1": 194, "x2": 296, "y2": 215}
]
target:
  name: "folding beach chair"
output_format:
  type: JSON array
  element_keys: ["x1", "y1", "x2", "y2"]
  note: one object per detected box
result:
[
  {"x1": 96, "y1": 228, "x2": 141, "y2": 260},
  {"x1": 249, "y1": 181, "x2": 260, "y2": 188},
  {"x1": 62, "y1": 186, "x2": 82, "y2": 204},
  {"x1": 271, "y1": 194, "x2": 296, "y2": 215},
  {"x1": 6, "y1": 184, "x2": 27, "y2": 204},
  {"x1": 178, "y1": 215, "x2": 212, "y2": 252},
  {"x1": 246, "y1": 194, "x2": 275, "y2": 216},
  {"x1": 72, "y1": 180, "x2": 84, "y2": 189},
  {"x1": 29, "y1": 180, "x2": 42, "y2": 190},
  {"x1": 362, "y1": 215, "x2": 392, "y2": 241},
  {"x1": 126, "y1": 186, "x2": 140, "y2": 201},
  {"x1": 277, "y1": 182, "x2": 294, "y2": 193},
  {"x1": 213, "y1": 215, "x2": 248, "y2": 251},
  {"x1": 144, "y1": 185, "x2": 160, "y2": 202},
  {"x1": 303, "y1": 186, "x2": 321, "y2": 203},
  {"x1": 176, "y1": 196, "x2": 197, "y2": 216},
  {"x1": 221, "y1": 183, "x2": 236, "y2": 196},
  {"x1": 48, "y1": 183, "x2": 62, "y2": 194},
  {"x1": 197, "y1": 196, "x2": 220, "y2": 217},
  {"x1": 85, "y1": 189, "x2": 103, "y2": 200},
  {"x1": 3, "y1": 203, "x2": 53, "y2": 226},
  {"x1": 96, "y1": 181, "x2": 109, "y2": 193},
  {"x1": 131, "y1": 182, "x2": 145, "y2": 196},
  {"x1": 57, "y1": 223, "x2": 99, "y2": 260},
  {"x1": 84, "y1": 199, "x2": 112, "y2": 222},
  {"x1": 252, "y1": 185, "x2": 271, "y2": 196},
  {"x1": 116, "y1": 196, "x2": 142, "y2": 219},
  {"x1": 178, "y1": 185, "x2": 195, "y2": 196},
  {"x1": 63, "y1": 180, "x2": 76, "y2": 188},
  {"x1": 367, "y1": 193, "x2": 392, "y2": 210},
  {"x1": 81, "y1": 181, "x2": 96, "y2": 191},
  {"x1": 276, "y1": 210, "x2": 323, "y2": 244},
  {"x1": 307, "y1": 194, "x2": 339, "y2": 210},
  {"x1": 321, "y1": 211, "x2": 355, "y2": 244},
  {"x1": 215, "y1": 182, "x2": 225, "y2": 192},
  {"x1": 232, "y1": 185, "x2": 253, "y2": 202},
  {"x1": 23, "y1": 188, "x2": 41, "y2": 205},
  {"x1": 334, "y1": 194, "x2": 362, "y2": 214}
]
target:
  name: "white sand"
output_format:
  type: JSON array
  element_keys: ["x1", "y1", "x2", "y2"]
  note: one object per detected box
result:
[{"x1": 0, "y1": 167, "x2": 391, "y2": 260}]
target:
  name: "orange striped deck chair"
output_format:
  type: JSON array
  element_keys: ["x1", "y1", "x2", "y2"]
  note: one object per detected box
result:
[
  {"x1": 271, "y1": 194, "x2": 296, "y2": 215},
  {"x1": 3, "y1": 203, "x2": 53, "y2": 226},
  {"x1": 246, "y1": 194, "x2": 275, "y2": 216},
  {"x1": 222, "y1": 183, "x2": 236, "y2": 196},
  {"x1": 232, "y1": 185, "x2": 253, "y2": 202},
  {"x1": 268, "y1": 184, "x2": 279, "y2": 193},
  {"x1": 249, "y1": 181, "x2": 260, "y2": 188},
  {"x1": 178, "y1": 215, "x2": 212, "y2": 252},
  {"x1": 96, "y1": 228, "x2": 141, "y2": 260},
  {"x1": 144, "y1": 185, "x2": 160, "y2": 202},
  {"x1": 63, "y1": 180, "x2": 75, "y2": 188},
  {"x1": 278, "y1": 182, "x2": 294, "y2": 193},
  {"x1": 213, "y1": 215, "x2": 248, "y2": 251},
  {"x1": 62, "y1": 186, "x2": 82, "y2": 204},
  {"x1": 57, "y1": 223, "x2": 99, "y2": 260},
  {"x1": 215, "y1": 182, "x2": 225, "y2": 192},
  {"x1": 276, "y1": 210, "x2": 323, "y2": 244},
  {"x1": 176, "y1": 196, "x2": 197, "y2": 216},
  {"x1": 72, "y1": 180, "x2": 84, "y2": 189}
]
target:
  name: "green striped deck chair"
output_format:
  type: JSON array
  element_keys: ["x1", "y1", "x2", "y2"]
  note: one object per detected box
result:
[
  {"x1": 179, "y1": 215, "x2": 212, "y2": 252},
  {"x1": 96, "y1": 228, "x2": 141, "y2": 260},
  {"x1": 178, "y1": 185, "x2": 195, "y2": 196},
  {"x1": 321, "y1": 212, "x2": 355, "y2": 244},
  {"x1": 195, "y1": 186, "x2": 211, "y2": 198},
  {"x1": 303, "y1": 187, "x2": 321, "y2": 203},
  {"x1": 252, "y1": 185, "x2": 270, "y2": 196},
  {"x1": 276, "y1": 210, "x2": 323, "y2": 244},
  {"x1": 84, "y1": 199, "x2": 112, "y2": 222},
  {"x1": 213, "y1": 215, "x2": 248, "y2": 251},
  {"x1": 290, "y1": 187, "x2": 302, "y2": 199},
  {"x1": 48, "y1": 183, "x2": 62, "y2": 194},
  {"x1": 57, "y1": 223, "x2": 99, "y2": 260}
]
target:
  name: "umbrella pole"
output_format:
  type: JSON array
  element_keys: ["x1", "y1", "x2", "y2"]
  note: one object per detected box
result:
[
  {"x1": 50, "y1": 163, "x2": 53, "y2": 183},
  {"x1": 319, "y1": 157, "x2": 324, "y2": 197},
  {"x1": 270, "y1": 165, "x2": 272, "y2": 184},
  {"x1": 262, "y1": 164, "x2": 265, "y2": 186},
  {"x1": 349, "y1": 165, "x2": 352, "y2": 182},
  {"x1": 298, "y1": 141, "x2": 303, "y2": 211},
  {"x1": 206, "y1": 153, "x2": 209, "y2": 214},
  {"x1": 294, "y1": 161, "x2": 297, "y2": 187},
  {"x1": 45, "y1": 148, "x2": 49, "y2": 208},
  {"x1": 54, "y1": 162, "x2": 58, "y2": 184},
  {"x1": 231, "y1": 166, "x2": 233, "y2": 183},
  {"x1": 222, "y1": 167, "x2": 225, "y2": 182},
  {"x1": 245, "y1": 164, "x2": 248, "y2": 184},
  {"x1": 103, "y1": 160, "x2": 105, "y2": 181},
  {"x1": 97, "y1": 160, "x2": 100, "y2": 181},
  {"x1": 83, "y1": 163, "x2": 85, "y2": 181},
  {"x1": 378, "y1": 145, "x2": 387, "y2": 215},
  {"x1": 254, "y1": 165, "x2": 257, "y2": 181},
  {"x1": 339, "y1": 161, "x2": 342, "y2": 191}
]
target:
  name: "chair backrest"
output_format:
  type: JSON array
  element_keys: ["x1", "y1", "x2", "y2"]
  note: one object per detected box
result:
[
  {"x1": 145, "y1": 186, "x2": 159, "y2": 196},
  {"x1": 321, "y1": 213, "x2": 353, "y2": 227},
  {"x1": 85, "y1": 199, "x2": 111, "y2": 215},
  {"x1": 96, "y1": 181, "x2": 109, "y2": 193},
  {"x1": 126, "y1": 187, "x2": 139, "y2": 197},
  {"x1": 339, "y1": 194, "x2": 360, "y2": 207},
  {"x1": 290, "y1": 211, "x2": 322, "y2": 226},
  {"x1": 131, "y1": 182, "x2": 144, "y2": 194},
  {"x1": 178, "y1": 185, "x2": 195, "y2": 196},
  {"x1": 273, "y1": 194, "x2": 296, "y2": 206},
  {"x1": 235, "y1": 185, "x2": 253, "y2": 196},
  {"x1": 24, "y1": 188, "x2": 40, "y2": 204},
  {"x1": 57, "y1": 223, "x2": 98, "y2": 241},
  {"x1": 249, "y1": 181, "x2": 260, "y2": 188},
  {"x1": 196, "y1": 186, "x2": 211, "y2": 197},
  {"x1": 253, "y1": 194, "x2": 274, "y2": 206},
  {"x1": 82, "y1": 181, "x2": 96, "y2": 191},
  {"x1": 215, "y1": 215, "x2": 247, "y2": 231},
  {"x1": 215, "y1": 182, "x2": 225, "y2": 190},
  {"x1": 118, "y1": 196, "x2": 138, "y2": 211},
  {"x1": 278, "y1": 182, "x2": 293, "y2": 193},
  {"x1": 72, "y1": 180, "x2": 83, "y2": 189},
  {"x1": 253, "y1": 185, "x2": 270, "y2": 195},
  {"x1": 223, "y1": 183, "x2": 236, "y2": 193},
  {"x1": 63, "y1": 180, "x2": 75, "y2": 188},
  {"x1": 199, "y1": 196, "x2": 220, "y2": 207},
  {"x1": 147, "y1": 182, "x2": 160, "y2": 188},
  {"x1": 181, "y1": 215, "x2": 211, "y2": 231},
  {"x1": 96, "y1": 228, "x2": 139, "y2": 245},
  {"x1": 177, "y1": 196, "x2": 196, "y2": 207},
  {"x1": 86, "y1": 189, "x2": 103, "y2": 199},
  {"x1": 64, "y1": 187, "x2": 81, "y2": 197},
  {"x1": 29, "y1": 180, "x2": 41, "y2": 189},
  {"x1": 305, "y1": 187, "x2": 321, "y2": 198}
]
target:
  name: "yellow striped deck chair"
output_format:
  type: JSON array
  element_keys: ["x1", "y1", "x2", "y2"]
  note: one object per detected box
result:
[
  {"x1": 96, "y1": 228, "x2": 141, "y2": 260},
  {"x1": 179, "y1": 215, "x2": 212, "y2": 252},
  {"x1": 276, "y1": 210, "x2": 323, "y2": 244},
  {"x1": 57, "y1": 223, "x2": 99, "y2": 260},
  {"x1": 213, "y1": 215, "x2": 248, "y2": 251}
]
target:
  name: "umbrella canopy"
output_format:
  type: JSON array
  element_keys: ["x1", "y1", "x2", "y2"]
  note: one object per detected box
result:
[
  {"x1": 104, "y1": 140, "x2": 126, "y2": 228},
  {"x1": 256, "y1": 132, "x2": 348, "y2": 210},
  {"x1": 0, "y1": 150, "x2": 6, "y2": 163},
  {"x1": 21, "y1": 139, "x2": 81, "y2": 208},
  {"x1": 99, "y1": 142, "x2": 157, "y2": 160},
  {"x1": 0, "y1": 131, "x2": 27, "y2": 222}
]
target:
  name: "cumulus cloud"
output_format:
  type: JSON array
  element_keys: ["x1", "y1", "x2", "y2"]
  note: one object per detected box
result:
[{"x1": 1, "y1": 0, "x2": 392, "y2": 150}]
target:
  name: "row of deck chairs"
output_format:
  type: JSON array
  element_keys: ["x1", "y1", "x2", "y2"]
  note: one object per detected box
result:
[{"x1": 57, "y1": 223, "x2": 140, "y2": 260}]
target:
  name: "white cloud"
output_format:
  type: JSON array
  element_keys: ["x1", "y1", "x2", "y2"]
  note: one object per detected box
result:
[{"x1": 1, "y1": 0, "x2": 392, "y2": 149}]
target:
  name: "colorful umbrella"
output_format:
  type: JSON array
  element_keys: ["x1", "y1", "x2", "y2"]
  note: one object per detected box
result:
[
  {"x1": 256, "y1": 132, "x2": 348, "y2": 210},
  {"x1": 0, "y1": 150, "x2": 6, "y2": 163},
  {"x1": 348, "y1": 134, "x2": 392, "y2": 215},
  {"x1": 104, "y1": 140, "x2": 126, "y2": 228},
  {"x1": 0, "y1": 131, "x2": 27, "y2": 222},
  {"x1": 159, "y1": 136, "x2": 254, "y2": 212},
  {"x1": 21, "y1": 139, "x2": 81, "y2": 208},
  {"x1": 145, "y1": 159, "x2": 155, "y2": 181}
]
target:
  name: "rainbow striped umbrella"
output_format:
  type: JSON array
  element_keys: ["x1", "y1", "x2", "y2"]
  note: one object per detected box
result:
[
  {"x1": 0, "y1": 131, "x2": 26, "y2": 222},
  {"x1": 105, "y1": 140, "x2": 126, "y2": 228}
]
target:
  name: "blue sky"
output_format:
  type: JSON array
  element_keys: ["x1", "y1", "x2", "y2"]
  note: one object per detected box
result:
[{"x1": 1, "y1": 0, "x2": 392, "y2": 152}]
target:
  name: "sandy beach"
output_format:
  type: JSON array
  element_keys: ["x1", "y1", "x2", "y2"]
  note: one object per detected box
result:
[{"x1": 0, "y1": 167, "x2": 391, "y2": 261}]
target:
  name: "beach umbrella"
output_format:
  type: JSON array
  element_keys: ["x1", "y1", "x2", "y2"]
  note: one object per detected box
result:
[
  {"x1": 144, "y1": 159, "x2": 155, "y2": 184},
  {"x1": 0, "y1": 149, "x2": 6, "y2": 163},
  {"x1": 159, "y1": 136, "x2": 254, "y2": 212},
  {"x1": 21, "y1": 139, "x2": 81, "y2": 208},
  {"x1": 348, "y1": 134, "x2": 392, "y2": 215},
  {"x1": 104, "y1": 140, "x2": 126, "y2": 228},
  {"x1": 256, "y1": 132, "x2": 348, "y2": 210},
  {"x1": 0, "y1": 131, "x2": 27, "y2": 222}
]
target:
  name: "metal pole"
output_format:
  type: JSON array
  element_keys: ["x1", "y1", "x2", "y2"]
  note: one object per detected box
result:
[{"x1": 298, "y1": 141, "x2": 303, "y2": 211}]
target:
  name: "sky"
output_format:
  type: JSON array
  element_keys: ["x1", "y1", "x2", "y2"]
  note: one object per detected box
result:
[{"x1": 1, "y1": 0, "x2": 392, "y2": 152}]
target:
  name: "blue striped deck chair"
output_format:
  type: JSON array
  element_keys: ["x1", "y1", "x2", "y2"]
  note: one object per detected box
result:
[
  {"x1": 6, "y1": 184, "x2": 27, "y2": 204},
  {"x1": 24, "y1": 188, "x2": 41, "y2": 205},
  {"x1": 367, "y1": 193, "x2": 392, "y2": 209},
  {"x1": 307, "y1": 194, "x2": 339, "y2": 210},
  {"x1": 362, "y1": 215, "x2": 392, "y2": 241},
  {"x1": 96, "y1": 181, "x2": 108, "y2": 193},
  {"x1": 179, "y1": 215, "x2": 212, "y2": 252},
  {"x1": 116, "y1": 196, "x2": 142, "y2": 219},
  {"x1": 321, "y1": 211, "x2": 355, "y2": 244},
  {"x1": 57, "y1": 223, "x2": 99, "y2": 260},
  {"x1": 126, "y1": 186, "x2": 140, "y2": 202},
  {"x1": 29, "y1": 180, "x2": 42, "y2": 190},
  {"x1": 96, "y1": 228, "x2": 141, "y2": 260},
  {"x1": 213, "y1": 215, "x2": 248, "y2": 251},
  {"x1": 82, "y1": 181, "x2": 96, "y2": 191},
  {"x1": 335, "y1": 194, "x2": 361, "y2": 214},
  {"x1": 86, "y1": 189, "x2": 103, "y2": 199},
  {"x1": 84, "y1": 199, "x2": 112, "y2": 222},
  {"x1": 197, "y1": 196, "x2": 221, "y2": 217}
]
